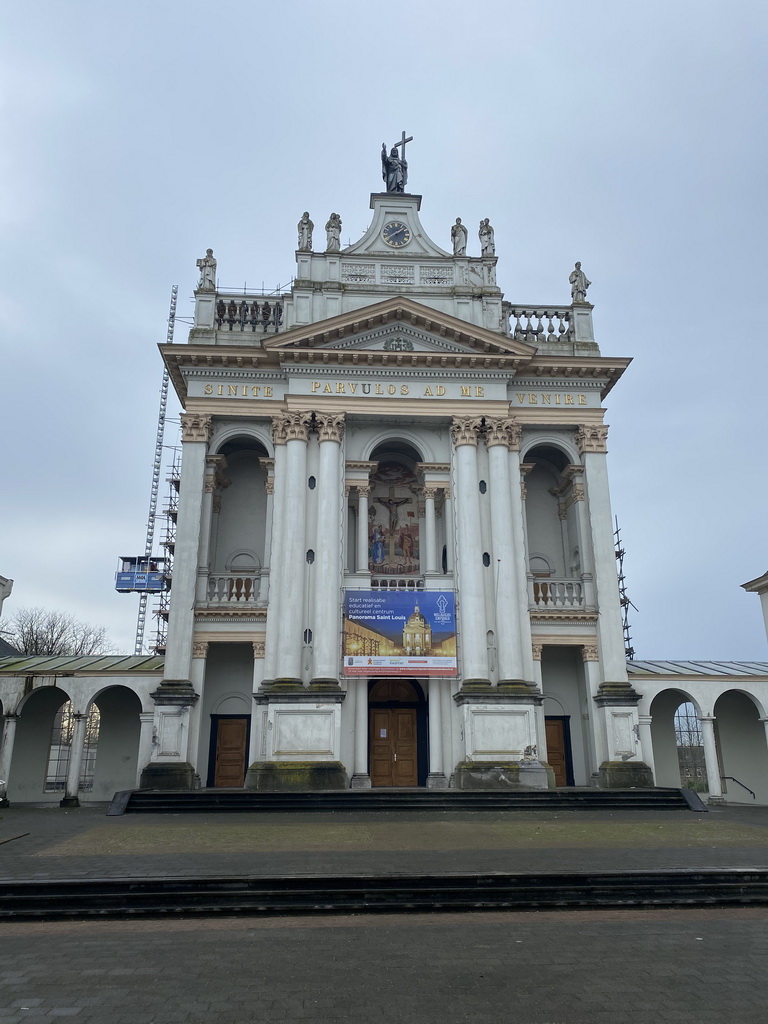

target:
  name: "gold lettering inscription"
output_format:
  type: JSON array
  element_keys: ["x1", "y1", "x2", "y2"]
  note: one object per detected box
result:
[
  {"x1": 555, "y1": 395, "x2": 560, "y2": 404},
  {"x1": 311, "y1": 382, "x2": 321, "y2": 393},
  {"x1": 204, "y1": 384, "x2": 213, "y2": 395},
  {"x1": 349, "y1": 383, "x2": 358, "y2": 394},
  {"x1": 400, "y1": 384, "x2": 409, "y2": 395},
  {"x1": 461, "y1": 386, "x2": 471, "y2": 397},
  {"x1": 228, "y1": 385, "x2": 238, "y2": 395},
  {"x1": 424, "y1": 386, "x2": 433, "y2": 396},
  {"x1": 387, "y1": 384, "x2": 396, "y2": 395},
  {"x1": 475, "y1": 386, "x2": 484, "y2": 397},
  {"x1": 264, "y1": 386, "x2": 272, "y2": 397},
  {"x1": 336, "y1": 382, "x2": 345, "y2": 394},
  {"x1": 217, "y1": 385, "x2": 224, "y2": 396},
  {"x1": 529, "y1": 393, "x2": 537, "y2": 404},
  {"x1": 578, "y1": 394, "x2": 587, "y2": 405},
  {"x1": 565, "y1": 395, "x2": 574, "y2": 405},
  {"x1": 436, "y1": 386, "x2": 446, "y2": 396},
  {"x1": 251, "y1": 386, "x2": 260, "y2": 396},
  {"x1": 323, "y1": 383, "x2": 332, "y2": 393},
  {"x1": 542, "y1": 394, "x2": 551, "y2": 405},
  {"x1": 516, "y1": 393, "x2": 525, "y2": 404},
  {"x1": 375, "y1": 384, "x2": 383, "y2": 395}
]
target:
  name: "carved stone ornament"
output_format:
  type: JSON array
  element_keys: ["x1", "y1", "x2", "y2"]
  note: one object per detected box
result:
[
  {"x1": 576, "y1": 425, "x2": 609, "y2": 454},
  {"x1": 252, "y1": 640, "x2": 266, "y2": 658},
  {"x1": 485, "y1": 417, "x2": 520, "y2": 449},
  {"x1": 581, "y1": 644, "x2": 599, "y2": 662},
  {"x1": 212, "y1": 494, "x2": 222, "y2": 514},
  {"x1": 422, "y1": 486, "x2": 438, "y2": 501},
  {"x1": 180, "y1": 413, "x2": 213, "y2": 444},
  {"x1": 355, "y1": 482, "x2": 371, "y2": 498},
  {"x1": 192, "y1": 641, "x2": 209, "y2": 659},
  {"x1": 383, "y1": 337, "x2": 414, "y2": 352},
  {"x1": 315, "y1": 412, "x2": 345, "y2": 443},
  {"x1": 273, "y1": 411, "x2": 312, "y2": 444},
  {"x1": 450, "y1": 416, "x2": 483, "y2": 448},
  {"x1": 531, "y1": 642, "x2": 543, "y2": 661},
  {"x1": 264, "y1": 477, "x2": 275, "y2": 496}
]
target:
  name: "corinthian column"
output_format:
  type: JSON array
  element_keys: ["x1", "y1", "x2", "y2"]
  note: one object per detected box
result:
[
  {"x1": 423, "y1": 486, "x2": 438, "y2": 575},
  {"x1": 196, "y1": 455, "x2": 227, "y2": 604},
  {"x1": 356, "y1": 483, "x2": 371, "y2": 574},
  {"x1": 486, "y1": 417, "x2": 526, "y2": 686},
  {"x1": 258, "y1": 459, "x2": 275, "y2": 606},
  {"x1": 451, "y1": 417, "x2": 489, "y2": 686},
  {"x1": 312, "y1": 413, "x2": 345, "y2": 687},
  {"x1": 261, "y1": 426, "x2": 287, "y2": 686},
  {"x1": 164, "y1": 413, "x2": 212, "y2": 686},
  {"x1": 274, "y1": 411, "x2": 312, "y2": 685}
]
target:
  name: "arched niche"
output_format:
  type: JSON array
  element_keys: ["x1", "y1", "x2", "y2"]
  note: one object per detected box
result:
[
  {"x1": 523, "y1": 444, "x2": 576, "y2": 580},
  {"x1": 211, "y1": 437, "x2": 269, "y2": 576},
  {"x1": 366, "y1": 441, "x2": 424, "y2": 577},
  {"x1": 713, "y1": 689, "x2": 768, "y2": 803},
  {"x1": 650, "y1": 688, "x2": 704, "y2": 790}
]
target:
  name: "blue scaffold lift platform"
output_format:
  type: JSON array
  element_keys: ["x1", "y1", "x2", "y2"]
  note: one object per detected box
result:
[{"x1": 115, "y1": 556, "x2": 169, "y2": 593}]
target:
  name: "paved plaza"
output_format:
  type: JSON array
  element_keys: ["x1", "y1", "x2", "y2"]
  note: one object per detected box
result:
[{"x1": 2, "y1": 803, "x2": 768, "y2": 1022}]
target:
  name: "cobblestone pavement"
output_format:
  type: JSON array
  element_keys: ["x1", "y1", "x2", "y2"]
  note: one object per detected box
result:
[
  {"x1": 0, "y1": 908, "x2": 766, "y2": 1023},
  {"x1": 2, "y1": 803, "x2": 768, "y2": 881}
]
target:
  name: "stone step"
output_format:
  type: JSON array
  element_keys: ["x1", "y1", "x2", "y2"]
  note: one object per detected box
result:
[{"x1": 109, "y1": 787, "x2": 705, "y2": 815}]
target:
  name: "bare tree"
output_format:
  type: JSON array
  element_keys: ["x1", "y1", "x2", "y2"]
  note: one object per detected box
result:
[{"x1": 0, "y1": 607, "x2": 116, "y2": 657}]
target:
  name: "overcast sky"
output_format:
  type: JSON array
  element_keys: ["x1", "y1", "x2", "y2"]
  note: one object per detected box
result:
[{"x1": 2, "y1": 0, "x2": 767, "y2": 660}]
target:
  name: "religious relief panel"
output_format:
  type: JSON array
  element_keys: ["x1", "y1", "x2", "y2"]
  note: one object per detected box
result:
[{"x1": 368, "y1": 462, "x2": 420, "y2": 575}]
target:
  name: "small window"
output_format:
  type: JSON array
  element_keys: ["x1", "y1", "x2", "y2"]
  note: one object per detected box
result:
[
  {"x1": 479, "y1": 480, "x2": 487, "y2": 494},
  {"x1": 482, "y1": 552, "x2": 491, "y2": 567},
  {"x1": 303, "y1": 628, "x2": 313, "y2": 644},
  {"x1": 306, "y1": 549, "x2": 315, "y2": 564},
  {"x1": 308, "y1": 476, "x2": 316, "y2": 489}
]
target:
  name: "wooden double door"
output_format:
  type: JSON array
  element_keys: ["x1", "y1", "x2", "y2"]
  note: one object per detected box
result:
[
  {"x1": 545, "y1": 716, "x2": 573, "y2": 787},
  {"x1": 210, "y1": 716, "x2": 249, "y2": 788},
  {"x1": 370, "y1": 707, "x2": 419, "y2": 787}
]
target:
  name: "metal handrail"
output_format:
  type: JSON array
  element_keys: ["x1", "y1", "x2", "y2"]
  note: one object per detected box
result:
[{"x1": 721, "y1": 776, "x2": 756, "y2": 800}]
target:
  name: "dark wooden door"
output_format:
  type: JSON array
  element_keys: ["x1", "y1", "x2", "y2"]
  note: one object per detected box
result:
[
  {"x1": 370, "y1": 708, "x2": 418, "y2": 787},
  {"x1": 213, "y1": 717, "x2": 248, "y2": 787},
  {"x1": 545, "y1": 718, "x2": 568, "y2": 787}
]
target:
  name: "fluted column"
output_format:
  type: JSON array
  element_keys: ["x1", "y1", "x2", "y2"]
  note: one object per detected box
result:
[
  {"x1": 423, "y1": 487, "x2": 438, "y2": 575},
  {"x1": 164, "y1": 414, "x2": 213, "y2": 685},
  {"x1": 356, "y1": 483, "x2": 371, "y2": 573},
  {"x1": 187, "y1": 641, "x2": 208, "y2": 776},
  {"x1": 275, "y1": 411, "x2": 312, "y2": 684},
  {"x1": 312, "y1": 413, "x2": 345, "y2": 686},
  {"x1": 196, "y1": 455, "x2": 227, "y2": 604},
  {"x1": 258, "y1": 459, "x2": 275, "y2": 606},
  {"x1": 486, "y1": 417, "x2": 526, "y2": 686},
  {"x1": 510, "y1": 439, "x2": 536, "y2": 687},
  {"x1": 0, "y1": 714, "x2": 18, "y2": 806},
  {"x1": 60, "y1": 712, "x2": 89, "y2": 807},
  {"x1": 443, "y1": 487, "x2": 454, "y2": 573},
  {"x1": 451, "y1": 417, "x2": 489, "y2": 686},
  {"x1": 261, "y1": 429, "x2": 287, "y2": 686},
  {"x1": 351, "y1": 678, "x2": 370, "y2": 787},
  {"x1": 427, "y1": 679, "x2": 446, "y2": 787},
  {"x1": 249, "y1": 641, "x2": 266, "y2": 764}
]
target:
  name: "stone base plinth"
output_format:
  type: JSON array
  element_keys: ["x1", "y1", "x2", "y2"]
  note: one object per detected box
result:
[
  {"x1": 597, "y1": 760, "x2": 654, "y2": 789},
  {"x1": 59, "y1": 795, "x2": 80, "y2": 808},
  {"x1": 455, "y1": 760, "x2": 554, "y2": 791},
  {"x1": 140, "y1": 762, "x2": 196, "y2": 791},
  {"x1": 245, "y1": 760, "x2": 348, "y2": 792},
  {"x1": 350, "y1": 773, "x2": 372, "y2": 789},
  {"x1": 426, "y1": 772, "x2": 448, "y2": 789}
]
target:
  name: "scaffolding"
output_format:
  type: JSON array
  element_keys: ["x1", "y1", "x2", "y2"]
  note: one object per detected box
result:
[
  {"x1": 614, "y1": 516, "x2": 636, "y2": 661},
  {"x1": 153, "y1": 446, "x2": 181, "y2": 654},
  {"x1": 130, "y1": 286, "x2": 177, "y2": 655}
]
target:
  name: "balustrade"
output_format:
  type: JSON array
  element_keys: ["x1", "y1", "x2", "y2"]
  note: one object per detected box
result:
[
  {"x1": 370, "y1": 576, "x2": 425, "y2": 591},
  {"x1": 505, "y1": 306, "x2": 572, "y2": 345},
  {"x1": 529, "y1": 577, "x2": 584, "y2": 609},
  {"x1": 215, "y1": 295, "x2": 283, "y2": 334},
  {"x1": 207, "y1": 573, "x2": 261, "y2": 606}
]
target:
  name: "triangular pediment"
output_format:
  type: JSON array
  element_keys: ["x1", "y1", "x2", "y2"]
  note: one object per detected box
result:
[{"x1": 264, "y1": 296, "x2": 538, "y2": 360}]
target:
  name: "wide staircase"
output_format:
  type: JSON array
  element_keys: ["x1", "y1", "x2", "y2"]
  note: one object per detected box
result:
[{"x1": 108, "y1": 786, "x2": 705, "y2": 815}]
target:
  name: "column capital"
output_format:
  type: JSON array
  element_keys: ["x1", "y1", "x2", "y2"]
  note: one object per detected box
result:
[
  {"x1": 576, "y1": 424, "x2": 609, "y2": 454},
  {"x1": 422, "y1": 486, "x2": 438, "y2": 500},
  {"x1": 531, "y1": 642, "x2": 543, "y2": 661},
  {"x1": 273, "y1": 411, "x2": 312, "y2": 444},
  {"x1": 192, "y1": 641, "x2": 209, "y2": 660},
  {"x1": 451, "y1": 416, "x2": 483, "y2": 447},
  {"x1": 264, "y1": 476, "x2": 275, "y2": 495},
  {"x1": 252, "y1": 640, "x2": 266, "y2": 658},
  {"x1": 485, "y1": 416, "x2": 521, "y2": 450},
  {"x1": 180, "y1": 413, "x2": 213, "y2": 443},
  {"x1": 315, "y1": 412, "x2": 345, "y2": 443},
  {"x1": 581, "y1": 644, "x2": 599, "y2": 662},
  {"x1": 356, "y1": 482, "x2": 372, "y2": 497}
]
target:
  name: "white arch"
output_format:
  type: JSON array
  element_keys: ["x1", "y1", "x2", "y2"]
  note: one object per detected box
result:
[
  {"x1": 210, "y1": 423, "x2": 274, "y2": 457},
  {"x1": 521, "y1": 433, "x2": 580, "y2": 465},
  {"x1": 363, "y1": 430, "x2": 433, "y2": 463}
]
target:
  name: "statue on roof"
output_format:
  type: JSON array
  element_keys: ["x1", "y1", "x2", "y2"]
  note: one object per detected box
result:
[
  {"x1": 297, "y1": 212, "x2": 314, "y2": 252},
  {"x1": 451, "y1": 218, "x2": 467, "y2": 256},
  {"x1": 569, "y1": 261, "x2": 591, "y2": 303},
  {"x1": 325, "y1": 213, "x2": 342, "y2": 252},
  {"x1": 381, "y1": 131, "x2": 412, "y2": 192},
  {"x1": 479, "y1": 218, "x2": 495, "y2": 257},
  {"x1": 196, "y1": 248, "x2": 217, "y2": 291}
]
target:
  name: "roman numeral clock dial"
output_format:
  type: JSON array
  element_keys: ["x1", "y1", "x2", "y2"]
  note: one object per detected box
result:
[{"x1": 382, "y1": 220, "x2": 411, "y2": 248}]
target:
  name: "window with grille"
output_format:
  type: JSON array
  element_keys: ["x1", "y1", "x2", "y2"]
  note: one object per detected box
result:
[{"x1": 44, "y1": 701, "x2": 100, "y2": 793}]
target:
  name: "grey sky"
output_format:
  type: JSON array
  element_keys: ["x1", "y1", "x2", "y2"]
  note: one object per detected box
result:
[{"x1": 2, "y1": 0, "x2": 766, "y2": 658}]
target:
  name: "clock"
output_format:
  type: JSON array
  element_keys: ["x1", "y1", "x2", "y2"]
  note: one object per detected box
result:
[{"x1": 382, "y1": 220, "x2": 411, "y2": 248}]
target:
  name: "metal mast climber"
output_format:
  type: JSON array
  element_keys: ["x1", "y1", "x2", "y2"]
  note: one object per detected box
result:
[
  {"x1": 133, "y1": 286, "x2": 177, "y2": 655},
  {"x1": 614, "y1": 516, "x2": 637, "y2": 661}
]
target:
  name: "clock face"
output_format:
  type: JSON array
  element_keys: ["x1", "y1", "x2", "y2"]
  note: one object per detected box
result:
[{"x1": 382, "y1": 220, "x2": 411, "y2": 248}]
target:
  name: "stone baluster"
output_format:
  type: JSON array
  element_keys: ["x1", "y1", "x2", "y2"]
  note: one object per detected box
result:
[
  {"x1": 699, "y1": 715, "x2": 725, "y2": 804},
  {"x1": 0, "y1": 714, "x2": 19, "y2": 806},
  {"x1": 274, "y1": 411, "x2": 312, "y2": 684},
  {"x1": 312, "y1": 413, "x2": 345, "y2": 687},
  {"x1": 60, "y1": 711, "x2": 89, "y2": 808},
  {"x1": 261, "y1": 427, "x2": 287, "y2": 686},
  {"x1": 356, "y1": 483, "x2": 371, "y2": 574},
  {"x1": 451, "y1": 417, "x2": 489, "y2": 686},
  {"x1": 258, "y1": 459, "x2": 275, "y2": 606}
]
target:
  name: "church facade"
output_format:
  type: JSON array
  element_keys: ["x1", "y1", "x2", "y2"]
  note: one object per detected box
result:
[{"x1": 2, "y1": 156, "x2": 768, "y2": 804}]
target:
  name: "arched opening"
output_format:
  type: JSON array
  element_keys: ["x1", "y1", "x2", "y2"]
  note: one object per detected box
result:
[
  {"x1": 650, "y1": 689, "x2": 705, "y2": 790},
  {"x1": 366, "y1": 441, "x2": 424, "y2": 578},
  {"x1": 540, "y1": 646, "x2": 590, "y2": 785},
  {"x1": 89, "y1": 686, "x2": 143, "y2": 800},
  {"x1": 209, "y1": 437, "x2": 269, "y2": 606},
  {"x1": 714, "y1": 690, "x2": 768, "y2": 803},
  {"x1": 199, "y1": 642, "x2": 254, "y2": 788},
  {"x1": 368, "y1": 678, "x2": 427, "y2": 787},
  {"x1": 10, "y1": 686, "x2": 70, "y2": 802}
]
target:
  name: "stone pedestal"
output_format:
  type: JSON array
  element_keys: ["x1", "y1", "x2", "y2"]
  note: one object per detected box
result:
[
  {"x1": 245, "y1": 761, "x2": 348, "y2": 791},
  {"x1": 455, "y1": 760, "x2": 554, "y2": 790},
  {"x1": 140, "y1": 761, "x2": 197, "y2": 791},
  {"x1": 597, "y1": 760, "x2": 654, "y2": 789}
]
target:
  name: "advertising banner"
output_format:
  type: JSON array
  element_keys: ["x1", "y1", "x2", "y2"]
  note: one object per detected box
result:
[{"x1": 342, "y1": 590, "x2": 457, "y2": 677}]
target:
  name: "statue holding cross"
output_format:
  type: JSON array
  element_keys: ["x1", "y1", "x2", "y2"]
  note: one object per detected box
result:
[{"x1": 381, "y1": 131, "x2": 412, "y2": 192}]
